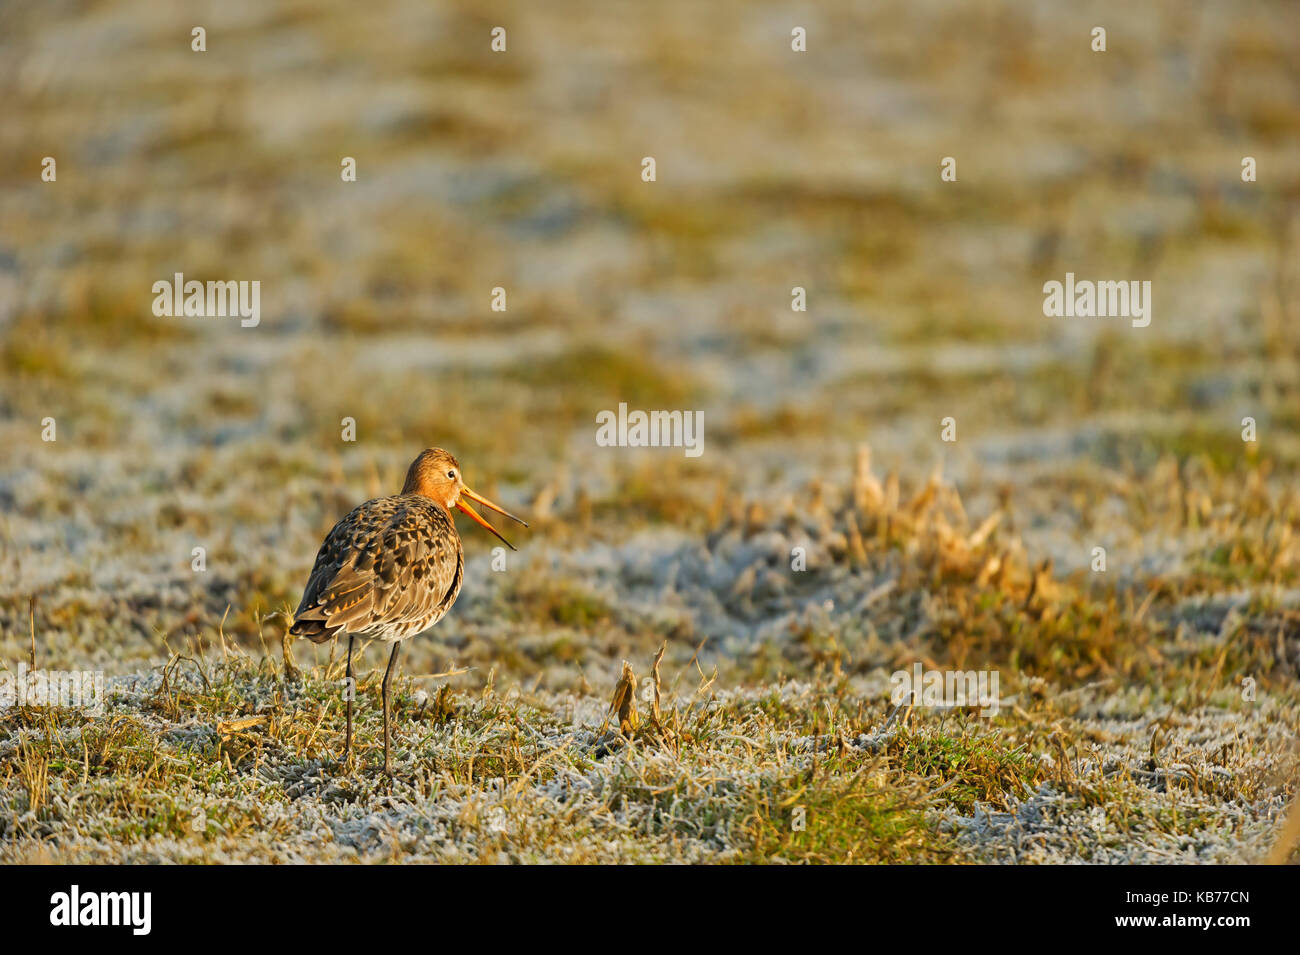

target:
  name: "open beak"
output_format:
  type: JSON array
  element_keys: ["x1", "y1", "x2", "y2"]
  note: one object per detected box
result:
[{"x1": 455, "y1": 486, "x2": 529, "y2": 551}]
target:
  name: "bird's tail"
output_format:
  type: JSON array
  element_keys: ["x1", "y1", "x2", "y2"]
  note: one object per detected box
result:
[{"x1": 289, "y1": 608, "x2": 337, "y2": 645}]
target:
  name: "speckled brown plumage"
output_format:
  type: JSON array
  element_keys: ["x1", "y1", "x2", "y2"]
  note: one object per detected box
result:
[
  {"x1": 288, "y1": 448, "x2": 526, "y2": 774},
  {"x1": 290, "y1": 494, "x2": 463, "y2": 645}
]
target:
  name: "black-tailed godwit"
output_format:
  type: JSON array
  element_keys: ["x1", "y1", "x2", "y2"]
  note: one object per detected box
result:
[{"x1": 290, "y1": 448, "x2": 527, "y2": 774}]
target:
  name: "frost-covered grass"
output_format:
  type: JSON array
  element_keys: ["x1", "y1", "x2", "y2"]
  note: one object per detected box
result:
[
  {"x1": 3, "y1": 460, "x2": 1298, "y2": 863},
  {"x1": 2, "y1": 646, "x2": 1293, "y2": 863}
]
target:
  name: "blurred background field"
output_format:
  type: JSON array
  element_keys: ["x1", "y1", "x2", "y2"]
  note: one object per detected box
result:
[{"x1": 1, "y1": 0, "x2": 1299, "y2": 863}]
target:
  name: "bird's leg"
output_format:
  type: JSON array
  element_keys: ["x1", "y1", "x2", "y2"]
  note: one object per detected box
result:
[
  {"x1": 343, "y1": 634, "x2": 355, "y2": 767},
  {"x1": 381, "y1": 641, "x2": 402, "y2": 776}
]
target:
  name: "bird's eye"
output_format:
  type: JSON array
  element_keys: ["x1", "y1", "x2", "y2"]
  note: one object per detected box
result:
[{"x1": 447, "y1": 470, "x2": 456, "y2": 479}]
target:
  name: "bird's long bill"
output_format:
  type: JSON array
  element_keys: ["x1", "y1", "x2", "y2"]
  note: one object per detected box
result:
[{"x1": 456, "y1": 486, "x2": 528, "y2": 551}]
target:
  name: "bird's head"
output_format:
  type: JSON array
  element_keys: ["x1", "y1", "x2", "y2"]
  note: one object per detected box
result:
[{"x1": 402, "y1": 448, "x2": 528, "y2": 550}]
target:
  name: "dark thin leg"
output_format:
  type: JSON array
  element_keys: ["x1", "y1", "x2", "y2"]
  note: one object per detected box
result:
[
  {"x1": 344, "y1": 634, "x2": 355, "y2": 766},
  {"x1": 381, "y1": 641, "x2": 402, "y2": 776}
]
